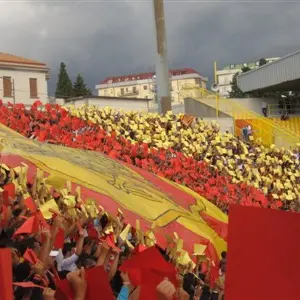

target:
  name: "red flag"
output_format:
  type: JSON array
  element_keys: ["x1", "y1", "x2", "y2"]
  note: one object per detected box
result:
[
  {"x1": 3, "y1": 183, "x2": 15, "y2": 205},
  {"x1": 54, "y1": 228, "x2": 65, "y2": 249},
  {"x1": 23, "y1": 248, "x2": 40, "y2": 265},
  {"x1": 119, "y1": 247, "x2": 176, "y2": 300},
  {"x1": 13, "y1": 215, "x2": 39, "y2": 236},
  {"x1": 24, "y1": 196, "x2": 36, "y2": 212},
  {"x1": 85, "y1": 266, "x2": 114, "y2": 300},
  {"x1": 0, "y1": 249, "x2": 13, "y2": 300},
  {"x1": 56, "y1": 266, "x2": 114, "y2": 300},
  {"x1": 226, "y1": 205, "x2": 300, "y2": 300},
  {"x1": 13, "y1": 281, "x2": 45, "y2": 289},
  {"x1": 87, "y1": 227, "x2": 98, "y2": 240}
]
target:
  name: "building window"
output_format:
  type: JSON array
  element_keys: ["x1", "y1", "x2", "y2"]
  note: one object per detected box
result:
[
  {"x1": 133, "y1": 86, "x2": 137, "y2": 93},
  {"x1": 29, "y1": 78, "x2": 38, "y2": 98},
  {"x1": 120, "y1": 88, "x2": 124, "y2": 96},
  {"x1": 126, "y1": 88, "x2": 128, "y2": 92},
  {"x1": 144, "y1": 85, "x2": 147, "y2": 90},
  {"x1": 3, "y1": 77, "x2": 12, "y2": 97}
]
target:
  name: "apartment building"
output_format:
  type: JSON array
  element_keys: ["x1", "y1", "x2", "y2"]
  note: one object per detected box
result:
[{"x1": 96, "y1": 68, "x2": 208, "y2": 106}]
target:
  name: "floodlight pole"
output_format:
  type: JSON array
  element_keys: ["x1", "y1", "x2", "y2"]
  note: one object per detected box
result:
[{"x1": 153, "y1": 0, "x2": 171, "y2": 114}]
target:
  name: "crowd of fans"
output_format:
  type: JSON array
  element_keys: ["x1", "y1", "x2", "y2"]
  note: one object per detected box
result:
[
  {"x1": 0, "y1": 102, "x2": 298, "y2": 213},
  {"x1": 67, "y1": 105, "x2": 300, "y2": 207},
  {"x1": 0, "y1": 102, "x2": 271, "y2": 213},
  {"x1": 0, "y1": 161, "x2": 225, "y2": 300}
]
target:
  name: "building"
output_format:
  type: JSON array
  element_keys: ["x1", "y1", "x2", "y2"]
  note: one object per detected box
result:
[
  {"x1": 217, "y1": 57, "x2": 280, "y2": 97},
  {"x1": 63, "y1": 95, "x2": 151, "y2": 112},
  {"x1": 96, "y1": 68, "x2": 208, "y2": 107},
  {"x1": 0, "y1": 52, "x2": 49, "y2": 105}
]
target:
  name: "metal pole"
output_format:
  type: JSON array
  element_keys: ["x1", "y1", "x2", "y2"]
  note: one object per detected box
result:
[
  {"x1": 214, "y1": 61, "x2": 219, "y2": 118},
  {"x1": 153, "y1": 0, "x2": 171, "y2": 114}
]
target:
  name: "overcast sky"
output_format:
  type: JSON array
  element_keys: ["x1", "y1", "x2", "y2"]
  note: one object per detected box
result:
[{"x1": 1, "y1": 0, "x2": 300, "y2": 95}]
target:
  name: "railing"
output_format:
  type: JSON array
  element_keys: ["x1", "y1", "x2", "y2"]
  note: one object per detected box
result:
[
  {"x1": 268, "y1": 103, "x2": 300, "y2": 118},
  {"x1": 181, "y1": 86, "x2": 300, "y2": 147},
  {"x1": 118, "y1": 90, "x2": 139, "y2": 97}
]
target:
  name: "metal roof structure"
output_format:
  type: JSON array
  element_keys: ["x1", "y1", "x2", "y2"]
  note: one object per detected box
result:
[{"x1": 237, "y1": 50, "x2": 300, "y2": 92}]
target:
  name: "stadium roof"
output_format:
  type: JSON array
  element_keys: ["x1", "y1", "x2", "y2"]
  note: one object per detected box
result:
[{"x1": 237, "y1": 50, "x2": 300, "y2": 92}]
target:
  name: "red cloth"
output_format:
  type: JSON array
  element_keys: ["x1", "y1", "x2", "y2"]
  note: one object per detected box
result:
[
  {"x1": 0, "y1": 249, "x2": 13, "y2": 300},
  {"x1": 3, "y1": 183, "x2": 15, "y2": 205},
  {"x1": 54, "y1": 228, "x2": 65, "y2": 249},
  {"x1": 24, "y1": 196, "x2": 36, "y2": 212},
  {"x1": 56, "y1": 266, "x2": 114, "y2": 300},
  {"x1": 23, "y1": 248, "x2": 40, "y2": 265},
  {"x1": 226, "y1": 205, "x2": 300, "y2": 300},
  {"x1": 13, "y1": 215, "x2": 39, "y2": 236},
  {"x1": 119, "y1": 247, "x2": 176, "y2": 300}
]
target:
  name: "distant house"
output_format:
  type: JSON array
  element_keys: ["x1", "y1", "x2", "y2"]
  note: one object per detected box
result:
[
  {"x1": 96, "y1": 68, "x2": 208, "y2": 109},
  {"x1": 0, "y1": 52, "x2": 49, "y2": 105}
]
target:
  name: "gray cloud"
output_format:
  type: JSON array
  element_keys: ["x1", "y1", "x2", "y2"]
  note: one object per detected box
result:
[{"x1": 1, "y1": 0, "x2": 300, "y2": 94}]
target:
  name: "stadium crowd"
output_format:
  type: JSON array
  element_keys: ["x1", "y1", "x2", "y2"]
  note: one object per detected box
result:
[
  {"x1": 0, "y1": 161, "x2": 225, "y2": 300},
  {"x1": 0, "y1": 102, "x2": 299, "y2": 213},
  {"x1": 68, "y1": 105, "x2": 300, "y2": 206}
]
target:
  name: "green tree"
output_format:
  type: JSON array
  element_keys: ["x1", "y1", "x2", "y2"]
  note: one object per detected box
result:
[
  {"x1": 229, "y1": 73, "x2": 245, "y2": 98},
  {"x1": 72, "y1": 74, "x2": 93, "y2": 97},
  {"x1": 55, "y1": 62, "x2": 73, "y2": 98},
  {"x1": 229, "y1": 67, "x2": 250, "y2": 98},
  {"x1": 259, "y1": 58, "x2": 267, "y2": 66},
  {"x1": 241, "y1": 66, "x2": 251, "y2": 73}
]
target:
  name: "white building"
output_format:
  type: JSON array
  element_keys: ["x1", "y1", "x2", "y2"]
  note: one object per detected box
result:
[
  {"x1": 95, "y1": 68, "x2": 208, "y2": 107},
  {"x1": 217, "y1": 58, "x2": 280, "y2": 97},
  {"x1": 0, "y1": 52, "x2": 49, "y2": 105}
]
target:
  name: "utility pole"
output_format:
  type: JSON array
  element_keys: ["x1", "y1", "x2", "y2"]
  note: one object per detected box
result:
[
  {"x1": 153, "y1": 0, "x2": 171, "y2": 114},
  {"x1": 214, "y1": 61, "x2": 219, "y2": 118}
]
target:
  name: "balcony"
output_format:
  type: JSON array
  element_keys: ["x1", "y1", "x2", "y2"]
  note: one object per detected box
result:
[{"x1": 118, "y1": 90, "x2": 139, "y2": 97}]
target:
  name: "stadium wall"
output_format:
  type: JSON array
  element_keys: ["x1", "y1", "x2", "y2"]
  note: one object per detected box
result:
[
  {"x1": 184, "y1": 97, "x2": 231, "y2": 118},
  {"x1": 58, "y1": 96, "x2": 151, "y2": 112},
  {"x1": 231, "y1": 98, "x2": 277, "y2": 115}
]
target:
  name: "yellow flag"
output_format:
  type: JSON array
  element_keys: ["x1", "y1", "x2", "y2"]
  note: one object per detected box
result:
[
  {"x1": 46, "y1": 174, "x2": 66, "y2": 190},
  {"x1": 193, "y1": 244, "x2": 207, "y2": 256},
  {"x1": 119, "y1": 224, "x2": 131, "y2": 241},
  {"x1": 40, "y1": 199, "x2": 59, "y2": 219}
]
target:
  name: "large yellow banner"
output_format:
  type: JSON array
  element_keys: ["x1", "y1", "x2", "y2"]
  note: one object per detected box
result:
[{"x1": 0, "y1": 124, "x2": 227, "y2": 261}]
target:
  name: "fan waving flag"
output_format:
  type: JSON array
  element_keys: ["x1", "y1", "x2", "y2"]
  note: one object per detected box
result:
[{"x1": 0, "y1": 124, "x2": 227, "y2": 264}]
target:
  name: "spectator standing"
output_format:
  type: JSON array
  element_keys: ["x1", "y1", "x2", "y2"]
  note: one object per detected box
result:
[{"x1": 261, "y1": 100, "x2": 268, "y2": 117}]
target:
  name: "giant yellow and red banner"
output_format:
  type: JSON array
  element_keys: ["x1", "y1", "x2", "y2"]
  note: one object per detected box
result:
[{"x1": 0, "y1": 124, "x2": 227, "y2": 262}]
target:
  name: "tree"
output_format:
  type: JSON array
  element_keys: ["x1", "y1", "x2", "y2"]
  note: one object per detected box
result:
[
  {"x1": 229, "y1": 73, "x2": 245, "y2": 98},
  {"x1": 55, "y1": 62, "x2": 73, "y2": 98},
  {"x1": 259, "y1": 58, "x2": 267, "y2": 67},
  {"x1": 241, "y1": 66, "x2": 251, "y2": 73},
  {"x1": 72, "y1": 74, "x2": 93, "y2": 97},
  {"x1": 228, "y1": 67, "x2": 250, "y2": 98}
]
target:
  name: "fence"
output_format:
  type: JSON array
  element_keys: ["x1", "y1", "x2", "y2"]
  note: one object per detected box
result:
[
  {"x1": 268, "y1": 103, "x2": 300, "y2": 118},
  {"x1": 181, "y1": 86, "x2": 300, "y2": 147}
]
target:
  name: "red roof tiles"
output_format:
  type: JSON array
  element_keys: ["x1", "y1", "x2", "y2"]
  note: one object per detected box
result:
[
  {"x1": 100, "y1": 68, "x2": 201, "y2": 84},
  {"x1": 0, "y1": 52, "x2": 46, "y2": 66}
]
